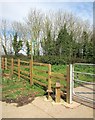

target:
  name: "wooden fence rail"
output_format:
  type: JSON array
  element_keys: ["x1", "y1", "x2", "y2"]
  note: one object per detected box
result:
[{"x1": 1, "y1": 57, "x2": 52, "y2": 90}]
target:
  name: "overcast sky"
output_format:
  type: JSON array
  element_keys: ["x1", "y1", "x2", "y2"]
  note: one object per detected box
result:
[{"x1": 0, "y1": 0, "x2": 93, "y2": 25}]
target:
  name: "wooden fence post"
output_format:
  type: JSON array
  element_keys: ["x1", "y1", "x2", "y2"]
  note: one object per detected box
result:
[
  {"x1": 55, "y1": 81, "x2": 61, "y2": 103},
  {"x1": 18, "y1": 59, "x2": 20, "y2": 79},
  {"x1": 30, "y1": 60, "x2": 33, "y2": 85},
  {"x1": 11, "y1": 58, "x2": 14, "y2": 75},
  {"x1": 5, "y1": 58, "x2": 7, "y2": 70},
  {"x1": 2, "y1": 57, "x2": 5, "y2": 70},
  {"x1": 66, "y1": 64, "x2": 73, "y2": 104},
  {"x1": 47, "y1": 64, "x2": 52, "y2": 100}
]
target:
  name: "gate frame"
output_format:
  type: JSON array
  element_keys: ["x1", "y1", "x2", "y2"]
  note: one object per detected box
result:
[
  {"x1": 71, "y1": 63, "x2": 95, "y2": 105},
  {"x1": 66, "y1": 64, "x2": 73, "y2": 104}
]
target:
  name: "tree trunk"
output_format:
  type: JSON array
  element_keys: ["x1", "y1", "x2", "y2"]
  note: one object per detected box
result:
[{"x1": 2, "y1": 44, "x2": 7, "y2": 55}]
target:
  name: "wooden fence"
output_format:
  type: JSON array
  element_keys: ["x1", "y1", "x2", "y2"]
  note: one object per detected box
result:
[{"x1": 1, "y1": 57, "x2": 71, "y2": 103}]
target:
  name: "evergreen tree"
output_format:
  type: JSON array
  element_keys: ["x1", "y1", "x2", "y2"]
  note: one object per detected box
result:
[
  {"x1": 82, "y1": 31, "x2": 89, "y2": 59},
  {"x1": 12, "y1": 32, "x2": 23, "y2": 55},
  {"x1": 56, "y1": 24, "x2": 71, "y2": 59},
  {"x1": 86, "y1": 36, "x2": 94, "y2": 62},
  {"x1": 41, "y1": 29, "x2": 55, "y2": 56},
  {"x1": 26, "y1": 41, "x2": 30, "y2": 56}
]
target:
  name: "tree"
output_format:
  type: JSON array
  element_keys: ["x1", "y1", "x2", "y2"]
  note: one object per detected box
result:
[
  {"x1": 82, "y1": 31, "x2": 89, "y2": 59},
  {"x1": 85, "y1": 35, "x2": 94, "y2": 62},
  {"x1": 26, "y1": 9, "x2": 42, "y2": 56},
  {"x1": 26, "y1": 41, "x2": 30, "y2": 56},
  {"x1": 41, "y1": 29, "x2": 55, "y2": 56},
  {"x1": 12, "y1": 32, "x2": 23, "y2": 55},
  {"x1": 0, "y1": 19, "x2": 9, "y2": 55},
  {"x1": 12, "y1": 21, "x2": 28, "y2": 42},
  {"x1": 56, "y1": 24, "x2": 70, "y2": 58}
]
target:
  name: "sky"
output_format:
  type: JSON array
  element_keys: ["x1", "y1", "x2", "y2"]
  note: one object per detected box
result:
[{"x1": 0, "y1": 0, "x2": 93, "y2": 25}]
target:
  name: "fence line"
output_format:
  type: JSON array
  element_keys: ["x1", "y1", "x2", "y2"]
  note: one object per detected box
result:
[{"x1": 1, "y1": 57, "x2": 70, "y2": 103}]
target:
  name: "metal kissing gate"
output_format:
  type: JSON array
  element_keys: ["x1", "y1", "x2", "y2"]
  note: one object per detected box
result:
[{"x1": 69, "y1": 63, "x2": 95, "y2": 108}]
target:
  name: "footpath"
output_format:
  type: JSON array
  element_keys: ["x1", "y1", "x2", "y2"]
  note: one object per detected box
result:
[
  {"x1": 0, "y1": 85, "x2": 94, "y2": 118},
  {"x1": 1, "y1": 96, "x2": 94, "y2": 118}
]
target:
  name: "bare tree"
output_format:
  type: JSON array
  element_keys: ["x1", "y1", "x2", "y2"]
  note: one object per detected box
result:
[
  {"x1": 0, "y1": 19, "x2": 9, "y2": 55},
  {"x1": 26, "y1": 9, "x2": 43, "y2": 56}
]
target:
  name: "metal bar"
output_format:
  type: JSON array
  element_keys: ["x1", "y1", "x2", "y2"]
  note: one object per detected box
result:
[
  {"x1": 74, "y1": 82, "x2": 94, "y2": 91},
  {"x1": 74, "y1": 79, "x2": 95, "y2": 85},
  {"x1": 73, "y1": 94, "x2": 95, "y2": 108},
  {"x1": 74, "y1": 63, "x2": 95, "y2": 66},
  {"x1": 66, "y1": 64, "x2": 73, "y2": 104},
  {"x1": 75, "y1": 91, "x2": 95, "y2": 94},
  {"x1": 73, "y1": 92, "x2": 95, "y2": 103},
  {"x1": 72, "y1": 64, "x2": 74, "y2": 97},
  {"x1": 73, "y1": 71, "x2": 95, "y2": 76},
  {"x1": 70, "y1": 64, "x2": 73, "y2": 104}
]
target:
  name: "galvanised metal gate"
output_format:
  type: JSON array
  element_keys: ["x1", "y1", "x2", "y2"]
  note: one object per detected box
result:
[{"x1": 69, "y1": 63, "x2": 95, "y2": 108}]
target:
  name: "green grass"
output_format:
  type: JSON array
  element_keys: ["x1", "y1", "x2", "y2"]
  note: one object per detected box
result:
[
  {"x1": 2, "y1": 75, "x2": 45, "y2": 100},
  {"x1": 74, "y1": 64, "x2": 94, "y2": 82}
]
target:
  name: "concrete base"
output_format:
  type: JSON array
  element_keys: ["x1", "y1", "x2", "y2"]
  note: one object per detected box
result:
[
  {"x1": 63, "y1": 101, "x2": 81, "y2": 109},
  {"x1": 52, "y1": 99, "x2": 64, "y2": 105},
  {"x1": 43, "y1": 96, "x2": 53, "y2": 102},
  {"x1": 44, "y1": 96, "x2": 81, "y2": 109}
]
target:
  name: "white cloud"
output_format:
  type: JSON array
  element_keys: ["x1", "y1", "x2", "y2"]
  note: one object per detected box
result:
[{"x1": 0, "y1": 2, "x2": 93, "y2": 24}]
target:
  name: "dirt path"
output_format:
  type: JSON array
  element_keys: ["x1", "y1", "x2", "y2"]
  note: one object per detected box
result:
[{"x1": 1, "y1": 85, "x2": 94, "y2": 118}]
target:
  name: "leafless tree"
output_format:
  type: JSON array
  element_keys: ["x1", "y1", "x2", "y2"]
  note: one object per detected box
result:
[
  {"x1": 26, "y1": 9, "x2": 43, "y2": 56},
  {"x1": 0, "y1": 19, "x2": 9, "y2": 55}
]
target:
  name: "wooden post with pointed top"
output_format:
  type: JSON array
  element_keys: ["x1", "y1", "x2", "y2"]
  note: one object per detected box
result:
[{"x1": 55, "y1": 81, "x2": 61, "y2": 103}]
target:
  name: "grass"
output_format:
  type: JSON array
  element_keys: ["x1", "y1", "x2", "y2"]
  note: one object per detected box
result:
[{"x1": 2, "y1": 75, "x2": 45, "y2": 101}]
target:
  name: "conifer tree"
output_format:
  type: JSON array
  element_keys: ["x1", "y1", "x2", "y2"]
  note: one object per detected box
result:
[{"x1": 12, "y1": 32, "x2": 23, "y2": 55}]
